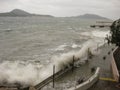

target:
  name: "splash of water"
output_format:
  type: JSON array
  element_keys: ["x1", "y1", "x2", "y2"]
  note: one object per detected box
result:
[{"x1": 0, "y1": 39, "x2": 103, "y2": 87}]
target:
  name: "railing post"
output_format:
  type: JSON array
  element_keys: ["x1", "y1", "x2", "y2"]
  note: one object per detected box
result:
[
  {"x1": 53, "y1": 65, "x2": 55, "y2": 88},
  {"x1": 72, "y1": 55, "x2": 75, "y2": 72}
]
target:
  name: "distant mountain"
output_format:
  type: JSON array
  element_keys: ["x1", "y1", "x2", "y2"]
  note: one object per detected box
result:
[
  {"x1": 0, "y1": 9, "x2": 110, "y2": 20},
  {"x1": 72, "y1": 14, "x2": 110, "y2": 20},
  {"x1": 0, "y1": 9, "x2": 54, "y2": 17}
]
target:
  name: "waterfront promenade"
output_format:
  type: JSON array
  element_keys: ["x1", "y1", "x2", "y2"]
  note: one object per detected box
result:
[
  {"x1": 89, "y1": 44, "x2": 119, "y2": 90},
  {"x1": 41, "y1": 44, "x2": 120, "y2": 90}
]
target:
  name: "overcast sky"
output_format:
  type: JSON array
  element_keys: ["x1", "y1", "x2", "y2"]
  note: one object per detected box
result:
[{"x1": 0, "y1": 0, "x2": 119, "y2": 19}]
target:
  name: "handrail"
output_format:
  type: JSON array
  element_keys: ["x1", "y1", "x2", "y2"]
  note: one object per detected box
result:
[{"x1": 67, "y1": 67, "x2": 100, "y2": 90}]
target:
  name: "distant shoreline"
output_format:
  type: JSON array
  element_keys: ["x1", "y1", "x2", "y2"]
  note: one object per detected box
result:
[{"x1": 0, "y1": 9, "x2": 111, "y2": 20}]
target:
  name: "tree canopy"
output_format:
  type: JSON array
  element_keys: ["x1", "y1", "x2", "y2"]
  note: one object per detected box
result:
[{"x1": 109, "y1": 19, "x2": 120, "y2": 46}]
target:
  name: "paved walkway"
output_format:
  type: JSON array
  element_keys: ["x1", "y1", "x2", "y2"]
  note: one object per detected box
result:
[
  {"x1": 88, "y1": 44, "x2": 120, "y2": 90},
  {"x1": 42, "y1": 44, "x2": 120, "y2": 90}
]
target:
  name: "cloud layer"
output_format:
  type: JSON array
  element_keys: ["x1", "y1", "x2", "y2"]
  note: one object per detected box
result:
[{"x1": 0, "y1": 0, "x2": 120, "y2": 19}]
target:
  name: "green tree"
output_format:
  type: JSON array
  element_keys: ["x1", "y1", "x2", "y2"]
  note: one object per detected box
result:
[{"x1": 109, "y1": 19, "x2": 120, "y2": 46}]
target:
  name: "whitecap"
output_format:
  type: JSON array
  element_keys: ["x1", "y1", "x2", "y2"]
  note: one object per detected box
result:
[
  {"x1": 55, "y1": 44, "x2": 68, "y2": 51},
  {"x1": 72, "y1": 43, "x2": 81, "y2": 48},
  {"x1": 92, "y1": 30, "x2": 109, "y2": 38}
]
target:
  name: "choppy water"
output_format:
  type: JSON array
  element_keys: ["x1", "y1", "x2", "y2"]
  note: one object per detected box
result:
[{"x1": 0, "y1": 17, "x2": 109, "y2": 87}]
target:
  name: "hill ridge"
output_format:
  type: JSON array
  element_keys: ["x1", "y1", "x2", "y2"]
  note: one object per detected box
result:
[{"x1": 0, "y1": 9, "x2": 54, "y2": 17}]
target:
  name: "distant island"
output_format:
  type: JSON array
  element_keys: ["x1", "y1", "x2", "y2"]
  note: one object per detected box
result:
[
  {"x1": 0, "y1": 9, "x2": 54, "y2": 17},
  {"x1": 0, "y1": 9, "x2": 110, "y2": 20},
  {"x1": 73, "y1": 14, "x2": 110, "y2": 20}
]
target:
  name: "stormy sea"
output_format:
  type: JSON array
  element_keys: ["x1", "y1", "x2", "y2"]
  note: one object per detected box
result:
[{"x1": 0, "y1": 17, "x2": 109, "y2": 87}]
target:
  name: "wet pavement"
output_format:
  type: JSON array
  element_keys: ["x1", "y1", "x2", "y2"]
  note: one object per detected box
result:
[
  {"x1": 42, "y1": 44, "x2": 120, "y2": 90},
  {"x1": 89, "y1": 44, "x2": 119, "y2": 90}
]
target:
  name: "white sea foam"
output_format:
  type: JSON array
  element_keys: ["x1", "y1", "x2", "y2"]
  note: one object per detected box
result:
[
  {"x1": 80, "y1": 30, "x2": 109, "y2": 38},
  {"x1": 55, "y1": 43, "x2": 81, "y2": 51},
  {"x1": 92, "y1": 30, "x2": 109, "y2": 38},
  {"x1": 51, "y1": 40, "x2": 101, "y2": 72},
  {"x1": 55, "y1": 44, "x2": 68, "y2": 51},
  {"x1": 0, "y1": 39, "x2": 101, "y2": 86},
  {"x1": 0, "y1": 61, "x2": 41, "y2": 86},
  {"x1": 72, "y1": 43, "x2": 81, "y2": 48}
]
